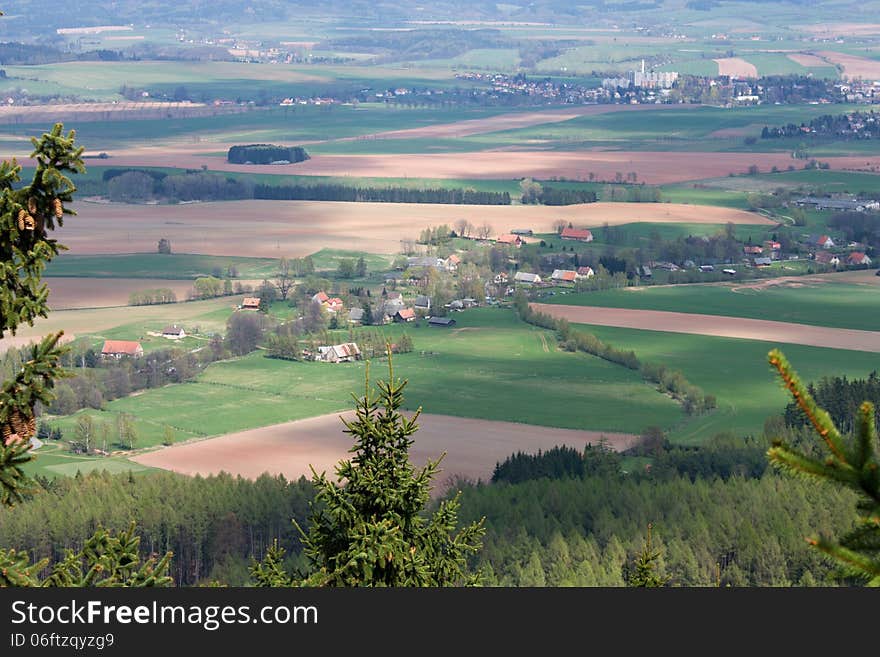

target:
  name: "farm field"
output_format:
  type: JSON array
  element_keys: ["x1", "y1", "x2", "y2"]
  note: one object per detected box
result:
[
  {"x1": 1, "y1": 296, "x2": 236, "y2": 354},
  {"x1": 532, "y1": 303, "x2": 880, "y2": 353},
  {"x1": 46, "y1": 253, "x2": 280, "y2": 280},
  {"x1": 41, "y1": 308, "x2": 682, "y2": 457},
  {"x1": 56, "y1": 200, "x2": 770, "y2": 257},
  {"x1": 570, "y1": 324, "x2": 880, "y2": 443},
  {"x1": 45, "y1": 277, "x2": 198, "y2": 310},
  {"x1": 541, "y1": 274, "x2": 880, "y2": 332},
  {"x1": 130, "y1": 412, "x2": 638, "y2": 493}
]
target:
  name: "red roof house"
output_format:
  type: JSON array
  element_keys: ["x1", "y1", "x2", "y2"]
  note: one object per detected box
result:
[
  {"x1": 101, "y1": 340, "x2": 144, "y2": 359},
  {"x1": 242, "y1": 297, "x2": 260, "y2": 309},
  {"x1": 496, "y1": 234, "x2": 523, "y2": 248},
  {"x1": 560, "y1": 227, "x2": 594, "y2": 242}
]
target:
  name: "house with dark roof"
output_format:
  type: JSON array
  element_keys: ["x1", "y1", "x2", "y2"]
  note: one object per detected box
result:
[
  {"x1": 348, "y1": 307, "x2": 365, "y2": 324},
  {"x1": 101, "y1": 340, "x2": 144, "y2": 359},
  {"x1": 753, "y1": 257, "x2": 773, "y2": 267},
  {"x1": 560, "y1": 227, "x2": 593, "y2": 242},
  {"x1": 514, "y1": 271, "x2": 542, "y2": 284},
  {"x1": 414, "y1": 295, "x2": 432, "y2": 311},
  {"x1": 427, "y1": 317, "x2": 456, "y2": 327},
  {"x1": 162, "y1": 325, "x2": 186, "y2": 339},
  {"x1": 814, "y1": 251, "x2": 840, "y2": 267}
]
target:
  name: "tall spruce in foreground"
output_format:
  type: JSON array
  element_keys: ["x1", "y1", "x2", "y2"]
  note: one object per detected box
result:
[
  {"x1": 626, "y1": 523, "x2": 670, "y2": 588},
  {"x1": 767, "y1": 349, "x2": 880, "y2": 585},
  {"x1": 256, "y1": 356, "x2": 485, "y2": 586},
  {"x1": 0, "y1": 120, "x2": 172, "y2": 586}
]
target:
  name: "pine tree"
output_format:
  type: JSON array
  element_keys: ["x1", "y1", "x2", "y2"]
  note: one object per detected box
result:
[
  {"x1": 767, "y1": 349, "x2": 880, "y2": 585},
  {"x1": 1, "y1": 124, "x2": 84, "y2": 505},
  {"x1": 626, "y1": 523, "x2": 670, "y2": 587},
  {"x1": 256, "y1": 355, "x2": 485, "y2": 586}
]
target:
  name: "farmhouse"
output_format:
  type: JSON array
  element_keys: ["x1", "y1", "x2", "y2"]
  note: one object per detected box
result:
[
  {"x1": 560, "y1": 227, "x2": 594, "y2": 242},
  {"x1": 743, "y1": 245, "x2": 763, "y2": 255},
  {"x1": 551, "y1": 269, "x2": 579, "y2": 283},
  {"x1": 496, "y1": 234, "x2": 524, "y2": 248},
  {"x1": 809, "y1": 235, "x2": 835, "y2": 249},
  {"x1": 428, "y1": 317, "x2": 456, "y2": 327},
  {"x1": 514, "y1": 272, "x2": 542, "y2": 284},
  {"x1": 577, "y1": 266, "x2": 595, "y2": 278},
  {"x1": 315, "y1": 343, "x2": 361, "y2": 363},
  {"x1": 847, "y1": 252, "x2": 872, "y2": 266},
  {"x1": 753, "y1": 257, "x2": 773, "y2": 267},
  {"x1": 445, "y1": 254, "x2": 461, "y2": 270},
  {"x1": 414, "y1": 295, "x2": 432, "y2": 311},
  {"x1": 493, "y1": 272, "x2": 509, "y2": 284},
  {"x1": 395, "y1": 308, "x2": 416, "y2": 322},
  {"x1": 162, "y1": 325, "x2": 186, "y2": 339},
  {"x1": 325, "y1": 297, "x2": 344, "y2": 312},
  {"x1": 796, "y1": 196, "x2": 879, "y2": 212},
  {"x1": 699, "y1": 265, "x2": 715, "y2": 272},
  {"x1": 407, "y1": 256, "x2": 446, "y2": 270},
  {"x1": 101, "y1": 340, "x2": 144, "y2": 360},
  {"x1": 511, "y1": 228, "x2": 534, "y2": 236},
  {"x1": 348, "y1": 307, "x2": 365, "y2": 324},
  {"x1": 241, "y1": 297, "x2": 260, "y2": 310},
  {"x1": 312, "y1": 291, "x2": 329, "y2": 304}
]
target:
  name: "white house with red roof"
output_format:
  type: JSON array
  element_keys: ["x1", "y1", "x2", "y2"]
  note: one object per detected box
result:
[
  {"x1": 101, "y1": 340, "x2": 144, "y2": 359},
  {"x1": 560, "y1": 227, "x2": 593, "y2": 242}
]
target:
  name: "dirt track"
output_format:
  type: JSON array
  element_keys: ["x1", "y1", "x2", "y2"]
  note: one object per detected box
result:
[
  {"x1": 532, "y1": 303, "x2": 880, "y2": 353},
  {"x1": 59, "y1": 200, "x2": 769, "y2": 257},
  {"x1": 131, "y1": 412, "x2": 638, "y2": 492}
]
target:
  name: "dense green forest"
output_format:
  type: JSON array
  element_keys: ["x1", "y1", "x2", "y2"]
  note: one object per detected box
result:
[
  {"x1": 0, "y1": 454, "x2": 856, "y2": 586},
  {"x1": 227, "y1": 145, "x2": 310, "y2": 166},
  {"x1": 785, "y1": 371, "x2": 880, "y2": 434}
]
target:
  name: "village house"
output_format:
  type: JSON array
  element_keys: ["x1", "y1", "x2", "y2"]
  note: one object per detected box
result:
[
  {"x1": 743, "y1": 245, "x2": 763, "y2": 255},
  {"x1": 809, "y1": 235, "x2": 835, "y2": 249},
  {"x1": 445, "y1": 254, "x2": 461, "y2": 271},
  {"x1": 493, "y1": 272, "x2": 509, "y2": 284},
  {"x1": 511, "y1": 229, "x2": 534, "y2": 236},
  {"x1": 847, "y1": 252, "x2": 872, "y2": 266},
  {"x1": 395, "y1": 308, "x2": 416, "y2": 323},
  {"x1": 101, "y1": 340, "x2": 144, "y2": 360},
  {"x1": 325, "y1": 297, "x2": 344, "y2": 312},
  {"x1": 753, "y1": 256, "x2": 773, "y2": 267},
  {"x1": 814, "y1": 251, "x2": 840, "y2": 267},
  {"x1": 577, "y1": 266, "x2": 595, "y2": 278},
  {"x1": 348, "y1": 307, "x2": 365, "y2": 324},
  {"x1": 241, "y1": 297, "x2": 260, "y2": 310},
  {"x1": 414, "y1": 295, "x2": 432, "y2": 312},
  {"x1": 312, "y1": 291, "x2": 329, "y2": 304},
  {"x1": 560, "y1": 227, "x2": 594, "y2": 242},
  {"x1": 496, "y1": 234, "x2": 524, "y2": 248},
  {"x1": 551, "y1": 269, "x2": 579, "y2": 283},
  {"x1": 514, "y1": 271, "x2": 542, "y2": 284},
  {"x1": 162, "y1": 325, "x2": 186, "y2": 339},
  {"x1": 315, "y1": 343, "x2": 361, "y2": 363}
]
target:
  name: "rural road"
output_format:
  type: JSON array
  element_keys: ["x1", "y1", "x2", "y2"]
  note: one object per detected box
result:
[{"x1": 532, "y1": 303, "x2": 880, "y2": 353}]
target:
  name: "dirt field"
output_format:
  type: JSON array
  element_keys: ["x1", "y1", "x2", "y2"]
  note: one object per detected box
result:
[
  {"x1": 787, "y1": 52, "x2": 833, "y2": 68},
  {"x1": 45, "y1": 278, "x2": 196, "y2": 310},
  {"x1": 816, "y1": 51, "x2": 880, "y2": 80},
  {"x1": 131, "y1": 412, "x2": 638, "y2": 492},
  {"x1": 341, "y1": 104, "x2": 694, "y2": 141},
  {"x1": 88, "y1": 150, "x2": 880, "y2": 184},
  {"x1": 532, "y1": 303, "x2": 880, "y2": 353},
  {"x1": 57, "y1": 200, "x2": 770, "y2": 257},
  {"x1": 714, "y1": 57, "x2": 758, "y2": 78}
]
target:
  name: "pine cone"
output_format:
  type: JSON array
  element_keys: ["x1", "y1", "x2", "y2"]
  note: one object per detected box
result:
[
  {"x1": 27, "y1": 197, "x2": 37, "y2": 214},
  {"x1": 16, "y1": 209, "x2": 26, "y2": 230},
  {"x1": 52, "y1": 198, "x2": 63, "y2": 220}
]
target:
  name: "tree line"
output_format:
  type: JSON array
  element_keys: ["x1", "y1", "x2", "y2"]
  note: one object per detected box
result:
[
  {"x1": 784, "y1": 370, "x2": 880, "y2": 435},
  {"x1": 254, "y1": 183, "x2": 511, "y2": 205},
  {"x1": 227, "y1": 144, "x2": 310, "y2": 165},
  {"x1": 514, "y1": 293, "x2": 715, "y2": 415}
]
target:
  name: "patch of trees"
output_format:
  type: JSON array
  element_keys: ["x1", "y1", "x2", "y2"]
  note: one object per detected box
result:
[
  {"x1": 762, "y1": 111, "x2": 880, "y2": 140},
  {"x1": 227, "y1": 144, "x2": 310, "y2": 165},
  {"x1": 0, "y1": 471, "x2": 314, "y2": 586},
  {"x1": 829, "y1": 211, "x2": 880, "y2": 248},
  {"x1": 255, "y1": 183, "x2": 510, "y2": 205},
  {"x1": 459, "y1": 467, "x2": 854, "y2": 586},
  {"x1": 40, "y1": 345, "x2": 225, "y2": 417},
  {"x1": 784, "y1": 371, "x2": 880, "y2": 434},
  {"x1": 104, "y1": 169, "x2": 253, "y2": 203},
  {"x1": 128, "y1": 288, "x2": 177, "y2": 306}
]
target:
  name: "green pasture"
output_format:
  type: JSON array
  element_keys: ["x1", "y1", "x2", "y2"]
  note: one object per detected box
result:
[
  {"x1": 547, "y1": 277, "x2": 880, "y2": 331},
  {"x1": 575, "y1": 324, "x2": 880, "y2": 444},
  {"x1": 46, "y1": 253, "x2": 279, "y2": 279}
]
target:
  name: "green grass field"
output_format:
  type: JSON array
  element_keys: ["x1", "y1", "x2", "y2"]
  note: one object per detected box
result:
[
  {"x1": 46, "y1": 253, "x2": 280, "y2": 279},
  {"x1": 546, "y1": 278, "x2": 880, "y2": 331},
  {"x1": 575, "y1": 324, "x2": 880, "y2": 444},
  {"x1": 40, "y1": 309, "x2": 683, "y2": 472}
]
